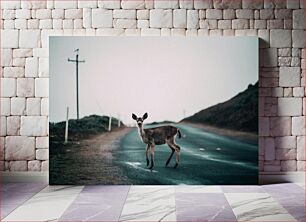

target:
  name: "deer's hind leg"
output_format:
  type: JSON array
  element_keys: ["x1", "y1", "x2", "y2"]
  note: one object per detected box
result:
[
  {"x1": 145, "y1": 144, "x2": 150, "y2": 166},
  {"x1": 166, "y1": 141, "x2": 175, "y2": 167}
]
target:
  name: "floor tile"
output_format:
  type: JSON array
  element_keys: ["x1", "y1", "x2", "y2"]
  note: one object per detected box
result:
[
  {"x1": 263, "y1": 183, "x2": 304, "y2": 194},
  {"x1": 270, "y1": 192, "x2": 305, "y2": 206},
  {"x1": 1, "y1": 183, "x2": 47, "y2": 193},
  {"x1": 59, "y1": 185, "x2": 130, "y2": 221},
  {"x1": 175, "y1": 185, "x2": 222, "y2": 193},
  {"x1": 176, "y1": 193, "x2": 237, "y2": 222},
  {"x1": 222, "y1": 185, "x2": 264, "y2": 193},
  {"x1": 225, "y1": 193, "x2": 297, "y2": 221},
  {"x1": 283, "y1": 205, "x2": 305, "y2": 222},
  {"x1": 3, "y1": 186, "x2": 84, "y2": 221},
  {"x1": 119, "y1": 186, "x2": 176, "y2": 222}
]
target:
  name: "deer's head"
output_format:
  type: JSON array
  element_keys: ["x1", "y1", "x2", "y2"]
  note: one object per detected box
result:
[{"x1": 132, "y1": 113, "x2": 148, "y2": 127}]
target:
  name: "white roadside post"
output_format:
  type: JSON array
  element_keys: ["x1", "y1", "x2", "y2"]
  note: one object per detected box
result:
[
  {"x1": 108, "y1": 115, "x2": 112, "y2": 131},
  {"x1": 64, "y1": 107, "x2": 69, "y2": 144},
  {"x1": 118, "y1": 114, "x2": 121, "y2": 127}
]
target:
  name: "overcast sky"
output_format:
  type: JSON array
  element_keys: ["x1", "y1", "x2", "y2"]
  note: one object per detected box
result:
[{"x1": 49, "y1": 37, "x2": 258, "y2": 125}]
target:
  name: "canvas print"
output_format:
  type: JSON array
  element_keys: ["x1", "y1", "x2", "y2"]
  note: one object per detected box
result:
[{"x1": 49, "y1": 37, "x2": 258, "y2": 185}]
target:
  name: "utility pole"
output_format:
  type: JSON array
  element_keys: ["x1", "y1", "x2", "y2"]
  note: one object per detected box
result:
[{"x1": 68, "y1": 49, "x2": 85, "y2": 119}]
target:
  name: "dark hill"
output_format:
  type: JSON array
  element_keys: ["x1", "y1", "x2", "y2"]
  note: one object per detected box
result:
[{"x1": 182, "y1": 82, "x2": 258, "y2": 133}]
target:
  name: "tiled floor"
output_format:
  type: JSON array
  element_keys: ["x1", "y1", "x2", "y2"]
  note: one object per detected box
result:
[{"x1": 1, "y1": 182, "x2": 304, "y2": 221}]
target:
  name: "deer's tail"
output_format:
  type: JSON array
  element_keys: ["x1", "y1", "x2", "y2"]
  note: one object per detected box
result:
[{"x1": 177, "y1": 129, "x2": 182, "y2": 139}]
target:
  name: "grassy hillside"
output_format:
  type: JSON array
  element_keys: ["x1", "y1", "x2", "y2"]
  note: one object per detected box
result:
[
  {"x1": 182, "y1": 82, "x2": 258, "y2": 133},
  {"x1": 50, "y1": 115, "x2": 123, "y2": 142}
]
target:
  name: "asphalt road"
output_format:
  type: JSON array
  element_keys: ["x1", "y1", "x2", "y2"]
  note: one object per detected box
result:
[{"x1": 114, "y1": 124, "x2": 258, "y2": 185}]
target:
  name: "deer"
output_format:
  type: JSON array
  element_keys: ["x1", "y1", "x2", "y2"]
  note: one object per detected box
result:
[{"x1": 132, "y1": 113, "x2": 182, "y2": 170}]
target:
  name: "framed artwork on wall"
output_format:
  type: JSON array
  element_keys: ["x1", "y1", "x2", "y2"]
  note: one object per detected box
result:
[{"x1": 49, "y1": 37, "x2": 258, "y2": 185}]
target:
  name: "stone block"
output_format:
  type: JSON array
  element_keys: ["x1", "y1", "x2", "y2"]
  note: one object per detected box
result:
[
  {"x1": 38, "y1": 58, "x2": 49, "y2": 77},
  {"x1": 1, "y1": 1, "x2": 20, "y2": 9},
  {"x1": 1, "y1": 49, "x2": 12, "y2": 67},
  {"x1": 52, "y1": 9, "x2": 65, "y2": 19},
  {"x1": 1, "y1": 78, "x2": 16, "y2": 97},
  {"x1": 54, "y1": 1, "x2": 77, "y2": 9},
  {"x1": 2, "y1": 9, "x2": 16, "y2": 19},
  {"x1": 96, "y1": 28, "x2": 124, "y2": 36},
  {"x1": 98, "y1": 0, "x2": 120, "y2": 9},
  {"x1": 1, "y1": 98, "x2": 10, "y2": 116},
  {"x1": 206, "y1": 9, "x2": 222, "y2": 19},
  {"x1": 292, "y1": 116, "x2": 305, "y2": 135},
  {"x1": 287, "y1": 0, "x2": 300, "y2": 9},
  {"x1": 41, "y1": 98, "x2": 49, "y2": 116},
  {"x1": 297, "y1": 136, "x2": 305, "y2": 160},
  {"x1": 292, "y1": 30, "x2": 305, "y2": 48},
  {"x1": 121, "y1": 0, "x2": 145, "y2": 9},
  {"x1": 19, "y1": 30, "x2": 41, "y2": 48},
  {"x1": 36, "y1": 137, "x2": 48, "y2": 149},
  {"x1": 232, "y1": 19, "x2": 249, "y2": 29},
  {"x1": 3, "y1": 67, "x2": 24, "y2": 78},
  {"x1": 25, "y1": 57, "x2": 38, "y2": 77},
  {"x1": 194, "y1": 0, "x2": 212, "y2": 9},
  {"x1": 78, "y1": 0, "x2": 97, "y2": 8},
  {"x1": 187, "y1": 10, "x2": 199, "y2": 29},
  {"x1": 16, "y1": 78, "x2": 34, "y2": 98},
  {"x1": 28, "y1": 160, "x2": 41, "y2": 171},
  {"x1": 137, "y1": 10, "x2": 149, "y2": 19},
  {"x1": 137, "y1": 20, "x2": 149, "y2": 28},
  {"x1": 9, "y1": 161, "x2": 27, "y2": 171},
  {"x1": 223, "y1": 9, "x2": 235, "y2": 19},
  {"x1": 1, "y1": 30, "x2": 19, "y2": 48},
  {"x1": 213, "y1": 0, "x2": 241, "y2": 9},
  {"x1": 297, "y1": 161, "x2": 305, "y2": 171},
  {"x1": 150, "y1": 9, "x2": 172, "y2": 28},
  {"x1": 275, "y1": 136, "x2": 297, "y2": 149},
  {"x1": 242, "y1": 0, "x2": 263, "y2": 9},
  {"x1": 276, "y1": 148, "x2": 296, "y2": 160},
  {"x1": 114, "y1": 19, "x2": 137, "y2": 28},
  {"x1": 5, "y1": 136, "x2": 35, "y2": 160},
  {"x1": 36, "y1": 149, "x2": 48, "y2": 160},
  {"x1": 11, "y1": 98, "x2": 26, "y2": 115},
  {"x1": 178, "y1": 0, "x2": 192, "y2": 8},
  {"x1": 35, "y1": 9, "x2": 51, "y2": 19},
  {"x1": 35, "y1": 78, "x2": 49, "y2": 97},
  {"x1": 15, "y1": 9, "x2": 31, "y2": 19},
  {"x1": 263, "y1": 48, "x2": 277, "y2": 67},
  {"x1": 270, "y1": 117, "x2": 291, "y2": 136},
  {"x1": 236, "y1": 9, "x2": 254, "y2": 19},
  {"x1": 26, "y1": 98, "x2": 41, "y2": 116},
  {"x1": 173, "y1": 9, "x2": 187, "y2": 28},
  {"x1": 278, "y1": 98, "x2": 302, "y2": 116},
  {"x1": 92, "y1": 9, "x2": 113, "y2": 28},
  {"x1": 270, "y1": 29, "x2": 291, "y2": 48},
  {"x1": 279, "y1": 67, "x2": 300, "y2": 87},
  {"x1": 113, "y1": 10, "x2": 136, "y2": 19},
  {"x1": 1, "y1": 117, "x2": 6, "y2": 137},
  {"x1": 258, "y1": 29, "x2": 269, "y2": 48},
  {"x1": 65, "y1": 9, "x2": 82, "y2": 19},
  {"x1": 264, "y1": 137, "x2": 275, "y2": 160},
  {"x1": 154, "y1": 0, "x2": 179, "y2": 9},
  {"x1": 293, "y1": 87, "x2": 304, "y2": 97},
  {"x1": 7, "y1": 116, "x2": 20, "y2": 136},
  {"x1": 281, "y1": 160, "x2": 297, "y2": 171},
  {"x1": 218, "y1": 20, "x2": 231, "y2": 29},
  {"x1": 20, "y1": 116, "x2": 48, "y2": 136},
  {"x1": 293, "y1": 9, "x2": 305, "y2": 29},
  {"x1": 41, "y1": 160, "x2": 49, "y2": 171},
  {"x1": 259, "y1": 117, "x2": 269, "y2": 136}
]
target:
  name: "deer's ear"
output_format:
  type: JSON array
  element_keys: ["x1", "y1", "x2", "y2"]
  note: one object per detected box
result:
[
  {"x1": 132, "y1": 113, "x2": 137, "y2": 120},
  {"x1": 143, "y1": 113, "x2": 148, "y2": 120}
]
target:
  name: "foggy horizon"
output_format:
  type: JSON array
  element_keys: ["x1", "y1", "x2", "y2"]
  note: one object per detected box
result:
[{"x1": 50, "y1": 37, "x2": 258, "y2": 125}]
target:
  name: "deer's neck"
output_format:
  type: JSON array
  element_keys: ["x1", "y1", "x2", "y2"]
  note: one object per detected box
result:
[{"x1": 138, "y1": 125, "x2": 146, "y2": 139}]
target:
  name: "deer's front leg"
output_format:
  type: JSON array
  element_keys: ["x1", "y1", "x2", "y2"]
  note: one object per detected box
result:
[
  {"x1": 145, "y1": 144, "x2": 150, "y2": 166},
  {"x1": 149, "y1": 145, "x2": 155, "y2": 170}
]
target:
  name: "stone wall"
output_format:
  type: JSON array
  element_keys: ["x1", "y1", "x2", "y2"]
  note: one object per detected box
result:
[{"x1": 0, "y1": 0, "x2": 305, "y2": 172}]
